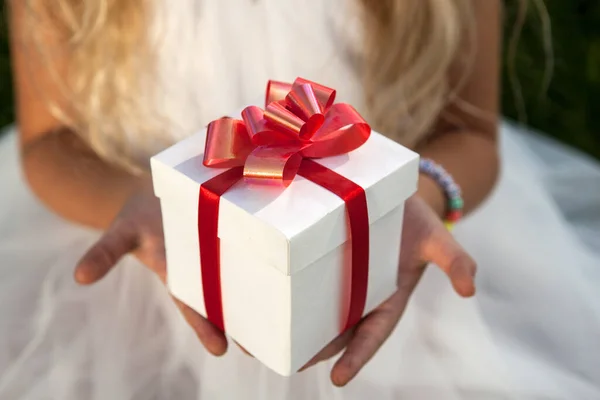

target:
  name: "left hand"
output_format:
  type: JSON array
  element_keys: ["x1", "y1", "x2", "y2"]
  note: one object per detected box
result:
[{"x1": 301, "y1": 194, "x2": 477, "y2": 386}]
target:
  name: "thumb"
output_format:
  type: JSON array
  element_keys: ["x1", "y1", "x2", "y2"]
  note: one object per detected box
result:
[
  {"x1": 421, "y1": 223, "x2": 477, "y2": 297},
  {"x1": 75, "y1": 221, "x2": 139, "y2": 285}
]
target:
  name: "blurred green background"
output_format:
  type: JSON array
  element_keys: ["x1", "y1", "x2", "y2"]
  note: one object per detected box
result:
[{"x1": 0, "y1": 1, "x2": 598, "y2": 159}]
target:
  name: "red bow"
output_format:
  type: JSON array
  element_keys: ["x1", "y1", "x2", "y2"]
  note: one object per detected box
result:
[{"x1": 203, "y1": 78, "x2": 371, "y2": 186}]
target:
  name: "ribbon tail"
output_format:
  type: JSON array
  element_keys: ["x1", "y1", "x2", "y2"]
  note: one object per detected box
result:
[
  {"x1": 297, "y1": 159, "x2": 369, "y2": 331},
  {"x1": 198, "y1": 167, "x2": 244, "y2": 332}
]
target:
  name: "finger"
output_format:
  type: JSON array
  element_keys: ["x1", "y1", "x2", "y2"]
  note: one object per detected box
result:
[
  {"x1": 173, "y1": 297, "x2": 228, "y2": 356},
  {"x1": 75, "y1": 222, "x2": 138, "y2": 285},
  {"x1": 330, "y1": 292, "x2": 404, "y2": 387},
  {"x1": 298, "y1": 327, "x2": 354, "y2": 372},
  {"x1": 421, "y1": 225, "x2": 477, "y2": 297}
]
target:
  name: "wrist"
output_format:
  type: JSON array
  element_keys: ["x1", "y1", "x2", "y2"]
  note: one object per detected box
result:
[
  {"x1": 416, "y1": 158, "x2": 464, "y2": 230},
  {"x1": 134, "y1": 175, "x2": 154, "y2": 194},
  {"x1": 126, "y1": 170, "x2": 153, "y2": 194},
  {"x1": 417, "y1": 173, "x2": 446, "y2": 218}
]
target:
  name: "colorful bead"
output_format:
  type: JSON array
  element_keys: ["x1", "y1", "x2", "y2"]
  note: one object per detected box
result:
[
  {"x1": 449, "y1": 197, "x2": 464, "y2": 210},
  {"x1": 444, "y1": 221, "x2": 455, "y2": 231},
  {"x1": 447, "y1": 210, "x2": 462, "y2": 222},
  {"x1": 419, "y1": 158, "x2": 464, "y2": 230}
]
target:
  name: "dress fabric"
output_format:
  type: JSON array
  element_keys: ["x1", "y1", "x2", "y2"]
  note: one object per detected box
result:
[{"x1": 1, "y1": 1, "x2": 599, "y2": 398}]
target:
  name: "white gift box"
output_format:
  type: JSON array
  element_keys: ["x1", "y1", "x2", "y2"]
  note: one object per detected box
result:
[{"x1": 151, "y1": 121, "x2": 419, "y2": 376}]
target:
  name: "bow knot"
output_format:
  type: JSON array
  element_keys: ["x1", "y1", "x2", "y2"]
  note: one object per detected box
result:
[{"x1": 203, "y1": 78, "x2": 371, "y2": 186}]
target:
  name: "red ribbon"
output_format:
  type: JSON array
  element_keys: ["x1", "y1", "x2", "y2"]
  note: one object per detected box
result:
[{"x1": 199, "y1": 78, "x2": 371, "y2": 332}]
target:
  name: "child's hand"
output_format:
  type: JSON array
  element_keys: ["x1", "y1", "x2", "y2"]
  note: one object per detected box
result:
[
  {"x1": 302, "y1": 195, "x2": 477, "y2": 386},
  {"x1": 75, "y1": 188, "x2": 228, "y2": 357}
]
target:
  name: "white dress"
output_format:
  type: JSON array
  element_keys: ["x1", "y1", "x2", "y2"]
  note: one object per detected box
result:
[{"x1": 1, "y1": 1, "x2": 600, "y2": 399}]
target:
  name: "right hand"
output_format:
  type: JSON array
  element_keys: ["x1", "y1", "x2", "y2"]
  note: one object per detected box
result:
[{"x1": 75, "y1": 187, "x2": 229, "y2": 356}]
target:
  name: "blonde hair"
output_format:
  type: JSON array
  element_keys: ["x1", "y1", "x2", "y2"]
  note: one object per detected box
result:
[{"x1": 27, "y1": 0, "x2": 476, "y2": 173}]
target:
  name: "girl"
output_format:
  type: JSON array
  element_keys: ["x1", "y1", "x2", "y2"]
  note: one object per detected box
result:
[{"x1": 2, "y1": 0, "x2": 599, "y2": 398}]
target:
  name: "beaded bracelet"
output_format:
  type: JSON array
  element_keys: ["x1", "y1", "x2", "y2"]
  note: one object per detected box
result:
[{"x1": 419, "y1": 158, "x2": 464, "y2": 231}]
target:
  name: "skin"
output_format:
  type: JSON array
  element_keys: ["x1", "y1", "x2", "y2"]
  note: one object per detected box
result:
[{"x1": 9, "y1": 0, "x2": 499, "y2": 388}]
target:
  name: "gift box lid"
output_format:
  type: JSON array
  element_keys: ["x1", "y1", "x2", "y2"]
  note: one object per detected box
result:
[{"x1": 151, "y1": 125, "x2": 418, "y2": 276}]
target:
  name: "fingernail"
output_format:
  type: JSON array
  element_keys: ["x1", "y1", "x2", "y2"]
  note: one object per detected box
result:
[
  {"x1": 298, "y1": 361, "x2": 315, "y2": 372},
  {"x1": 331, "y1": 372, "x2": 348, "y2": 387},
  {"x1": 74, "y1": 266, "x2": 92, "y2": 285},
  {"x1": 461, "y1": 280, "x2": 476, "y2": 297}
]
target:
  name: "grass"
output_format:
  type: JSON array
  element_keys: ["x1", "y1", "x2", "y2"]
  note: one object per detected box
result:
[
  {"x1": 0, "y1": 6, "x2": 12, "y2": 129},
  {"x1": 0, "y1": 2, "x2": 598, "y2": 159},
  {"x1": 501, "y1": 0, "x2": 600, "y2": 159}
]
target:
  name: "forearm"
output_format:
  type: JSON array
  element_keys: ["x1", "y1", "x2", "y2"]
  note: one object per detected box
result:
[
  {"x1": 416, "y1": 130, "x2": 500, "y2": 218},
  {"x1": 22, "y1": 128, "x2": 148, "y2": 229}
]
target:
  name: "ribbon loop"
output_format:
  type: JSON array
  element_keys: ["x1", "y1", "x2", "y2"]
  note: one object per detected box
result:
[
  {"x1": 266, "y1": 80, "x2": 293, "y2": 106},
  {"x1": 264, "y1": 101, "x2": 305, "y2": 139},
  {"x1": 243, "y1": 145, "x2": 304, "y2": 187},
  {"x1": 204, "y1": 117, "x2": 253, "y2": 168},
  {"x1": 241, "y1": 106, "x2": 269, "y2": 141},
  {"x1": 286, "y1": 83, "x2": 323, "y2": 121},
  {"x1": 293, "y1": 78, "x2": 336, "y2": 110},
  {"x1": 301, "y1": 103, "x2": 371, "y2": 158}
]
